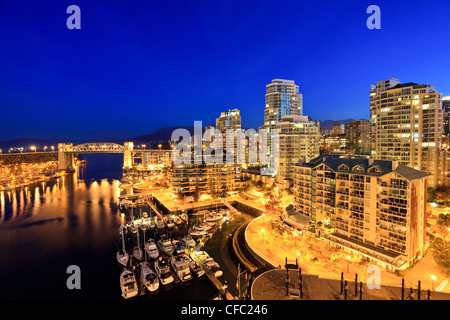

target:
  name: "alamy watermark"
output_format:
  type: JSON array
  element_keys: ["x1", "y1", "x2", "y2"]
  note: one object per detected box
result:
[{"x1": 171, "y1": 121, "x2": 279, "y2": 176}]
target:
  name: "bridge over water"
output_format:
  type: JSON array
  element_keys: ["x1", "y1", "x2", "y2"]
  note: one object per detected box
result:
[{"x1": 0, "y1": 142, "x2": 171, "y2": 171}]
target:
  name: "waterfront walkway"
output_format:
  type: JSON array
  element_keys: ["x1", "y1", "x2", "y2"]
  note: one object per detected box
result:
[{"x1": 245, "y1": 215, "x2": 450, "y2": 298}]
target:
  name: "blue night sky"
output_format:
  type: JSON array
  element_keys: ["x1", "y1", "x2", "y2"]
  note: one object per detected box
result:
[{"x1": 1, "y1": 0, "x2": 450, "y2": 141}]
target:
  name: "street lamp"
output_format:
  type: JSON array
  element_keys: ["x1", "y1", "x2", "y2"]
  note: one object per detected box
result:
[
  {"x1": 346, "y1": 255, "x2": 351, "y2": 273},
  {"x1": 294, "y1": 232, "x2": 298, "y2": 245},
  {"x1": 261, "y1": 228, "x2": 265, "y2": 243}
]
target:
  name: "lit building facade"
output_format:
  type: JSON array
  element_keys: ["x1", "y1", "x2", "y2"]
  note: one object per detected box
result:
[
  {"x1": 293, "y1": 155, "x2": 429, "y2": 270},
  {"x1": 370, "y1": 79, "x2": 444, "y2": 187},
  {"x1": 330, "y1": 121, "x2": 345, "y2": 136},
  {"x1": 443, "y1": 96, "x2": 450, "y2": 136},
  {"x1": 275, "y1": 115, "x2": 320, "y2": 184},
  {"x1": 264, "y1": 79, "x2": 303, "y2": 130},
  {"x1": 216, "y1": 108, "x2": 241, "y2": 132},
  {"x1": 345, "y1": 120, "x2": 371, "y2": 155},
  {"x1": 169, "y1": 160, "x2": 242, "y2": 197}
]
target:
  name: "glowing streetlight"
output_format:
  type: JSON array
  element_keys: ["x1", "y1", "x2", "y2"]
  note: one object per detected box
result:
[
  {"x1": 261, "y1": 228, "x2": 265, "y2": 243},
  {"x1": 346, "y1": 255, "x2": 351, "y2": 273}
]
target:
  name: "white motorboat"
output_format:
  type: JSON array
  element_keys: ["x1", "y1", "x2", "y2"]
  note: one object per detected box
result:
[
  {"x1": 140, "y1": 262, "x2": 159, "y2": 292},
  {"x1": 182, "y1": 234, "x2": 196, "y2": 248},
  {"x1": 145, "y1": 239, "x2": 160, "y2": 260},
  {"x1": 117, "y1": 225, "x2": 129, "y2": 267},
  {"x1": 170, "y1": 255, "x2": 193, "y2": 282},
  {"x1": 173, "y1": 215, "x2": 183, "y2": 225},
  {"x1": 140, "y1": 219, "x2": 148, "y2": 231},
  {"x1": 157, "y1": 234, "x2": 174, "y2": 256},
  {"x1": 164, "y1": 215, "x2": 175, "y2": 228},
  {"x1": 205, "y1": 211, "x2": 224, "y2": 222},
  {"x1": 172, "y1": 239, "x2": 185, "y2": 255},
  {"x1": 154, "y1": 258, "x2": 174, "y2": 285},
  {"x1": 148, "y1": 218, "x2": 156, "y2": 229},
  {"x1": 119, "y1": 269, "x2": 138, "y2": 299},
  {"x1": 188, "y1": 257, "x2": 205, "y2": 277},
  {"x1": 197, "y1": 251, "x2": 222, "y2": 278},
  {"x1": 155, "y1": 216, "x2": 165, "y2": 229},
  {"x1": 198, "y1": 222, "x2": 214, "y2": 232},
  {"x1": 189, "y1": 226, "x2": 208, "y2": 238}
]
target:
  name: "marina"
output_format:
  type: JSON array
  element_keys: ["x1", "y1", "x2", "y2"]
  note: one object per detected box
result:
[
  {"x1": 116, "y1": 185, "x2": 239, "y2": 300},
  {"x1": 0, "y1": 154, "x2": 248, "y2": 300}
]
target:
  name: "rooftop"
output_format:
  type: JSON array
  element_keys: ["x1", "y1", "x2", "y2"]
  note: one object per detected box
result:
[{"x1": 295, "y1": 154, "x2": 430, "y2": 181}]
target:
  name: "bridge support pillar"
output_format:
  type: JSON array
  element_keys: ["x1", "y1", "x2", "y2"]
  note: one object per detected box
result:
[
  {"x1": 58, "y1": 143, "x2": 74, "y2": 171},
  {"x1": 123, "y1": 142, "x2": 134, "y2": 169}
]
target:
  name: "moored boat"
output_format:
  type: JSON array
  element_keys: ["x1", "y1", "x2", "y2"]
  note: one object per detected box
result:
[
  {"x1": 140, "y1": 262, "x2": 159, "y2": 292},
  {"x1": 157, "y1": 234, "x2": 174, "y2": 256},
  {"x1": 120, "y1": 269, "x2": 139, "y2": 299},
  {"x1": 170, "y1": 255, "x2": 193, "y2": 282},
  {"x1": 154, "y1": 258, "x2": 174, "y2": 285}
]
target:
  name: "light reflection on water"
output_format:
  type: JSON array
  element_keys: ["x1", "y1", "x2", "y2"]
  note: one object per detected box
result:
[{"x1": 0, "y1": 155, "x2": 219, "y2": 300}]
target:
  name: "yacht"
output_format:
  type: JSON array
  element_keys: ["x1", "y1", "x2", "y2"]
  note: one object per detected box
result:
[
  {"x1": 170, "y1": 255, "x2": 193, "y2": 282},
  {"x1": 172, "y1": 239, "x2": 185, "y2": 255},
  {"x1": 140, "y1": 262, "x2": 159, "y2": 292},
  {"x1": 188, "y1": 256, "x2": 205, "y2": 277},
  {"x1": 148, "y1": 218, "x2": 156, "y2": 229},
  {"x1": 119, "y1": 269, "x2": 138, "y2": 299},
  {"x1": 145, "y1": 239, "x2": 160, "y2": 260},
  {"x1": 164, "y1": 215, "x2": 175, "y2": 228},
  {"x1": 198, "y1": 222, "x2": 214, "y2": 232},
  {"x1": 155, "y1": 216, "x2": 165, "y2": 229},
  {"x1": 116, "y1": 225, "x2": 129, "y2": 267},
  {"x1": 205, "y1": 211, "x2": 224, "y2": 222},
  {"x1": 189, "y1": 226, "x2": 208, "y2": 238},
  {"x1": 197, "y1": 251, "x2": 222, "y2": 278},
  {"x1": 154, "y1": 258, "x2": 174, "y2": 285},
  {"x1": 157, "y1": 234, "x2": 174, "y2": 256},
  {"x1": 182, "y1": 234, "x2": 196, "y2": 248}
]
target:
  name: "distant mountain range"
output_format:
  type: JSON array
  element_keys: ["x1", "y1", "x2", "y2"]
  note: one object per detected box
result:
[
  {"x1": 318, "y1": 119, "x2": 367, "y2": 131},
  {"x1": 0, "y1": 119, "x2": 367, "y2": 150}
]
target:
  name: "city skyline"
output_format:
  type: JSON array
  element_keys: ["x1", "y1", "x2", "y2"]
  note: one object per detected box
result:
[{"x1": 1, "y1": 1, "x2": 450, "y2": 141}]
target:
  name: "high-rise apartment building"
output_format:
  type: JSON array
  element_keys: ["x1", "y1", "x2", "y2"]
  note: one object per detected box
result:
[
  {"x1": 293, "y1": 154, "x2": 429, "y2": 270},
  {"x1": 216, "y1": 109, "x2": 242, "y2": 132},
  {"x1": 370, "y1": 79, "x2": 444, "y2": 187},
  {"x1": 264, "y1": 79, "x2": 303, "y2": 130},
  {"x1": 275, "y1": 115, "x2": 320, "y2": 184},
  {"x1": 443, "y1": 96, "x2": 450, "y2": 136},
  {"x1": 346, "y1": 120, "x2": 371, "y2": 155},
  {"x1": 330, "y1": 121, "x2": 345, "y2": 136}
]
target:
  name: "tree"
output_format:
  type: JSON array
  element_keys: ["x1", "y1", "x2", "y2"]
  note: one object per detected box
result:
[
  {"x1": 431, "y1": 238, "x2": 450, "y2": 276},
  {"x1": 177, "y1": 190, "x2": 184, "y2": 203},
  {"x1": 193, "y1": 181, "x2": 200, "y2": 203},
  {"x1": 208, "y1": 180, "x2": 216, "y2": 199},
  {"x1": 265, "y1": 190, "x2": 283, "y2": 216}
]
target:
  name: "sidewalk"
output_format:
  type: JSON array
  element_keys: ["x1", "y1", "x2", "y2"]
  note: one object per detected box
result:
[{"x1": 245, "y1": 216, "x2": 448, "y2": 293}]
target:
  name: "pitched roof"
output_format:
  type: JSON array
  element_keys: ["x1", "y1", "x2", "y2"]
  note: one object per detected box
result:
[{"x1": 295, "y1": 154, "x2": 430, "y2": 181}]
